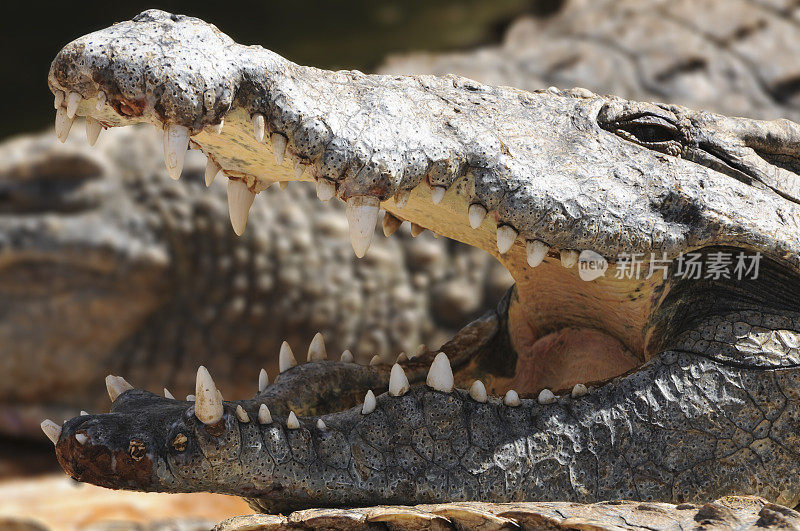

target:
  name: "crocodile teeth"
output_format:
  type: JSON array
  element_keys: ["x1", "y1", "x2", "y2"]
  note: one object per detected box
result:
[
  {"x1": 194, "y1": 366, "x2": 224, "y2": 425},
  {"x1": 163, "y1": 124, "x2": 189, "y2": 180},
  {"x1": 307, "y1": 332, "x2": 327, "y2": 361},
  {"x1": 504, "y1": 389, "x2": 520, "y2": 406},
  {"x1": 362, "y1": 390, "x2": 376, "y2": 414},
  {"x1": 95, "y1": 91, "x2": 107, "y2": 110},
  {"x1": 236, "y1": 405, "x2": 250, "y2": 423},
  {"x1": 468, "y1": 204, "x2": 487, "y2": 229},
  {"x1": 469, "y1": 380, "x2": 488, "y2": 403},
  {"x1": 410, "y1": 223, "x2": 425, "y2": 237},
  {"x1": 279, "y1": 341, "x2": 297, "y2": 373},
  {"x1": 426, "y1": 352, "x2": 454, "y2": 393},
  {"x1": 75, "y1": 433, "x2": 88, "y2": 445},
  {"x1": 571, "y1": 383, "x2": 588, "y2": 398},
  {"x1": 227, "y1": 179, "x2": 255, "y2": 236},
  {"x1": 526, "y1": 240, "x2": 550, "y2": 267},
  {"x1": 53, "y1": 90, "x2": 65, "y2": 110},
  {"x1": 340, "y1": 350, "x2": 354, "y2": 363},
  {"x1": 258, "y1": 368, "x2": 269, "y2": 392},
  {"x1": 41, "y1": 420, "x2": 61, "y2": 445},
  {"x1": 279, "y1": 181, "x2": 288, "y2": 190},
  {"x1": 105, "y1": 375, "x2": 133, "y2": 402},
  {"x1": 497, "y1": 225, "x2": 517, "y2": 254},
  {"x1": 258, "y1": 404, "x2": 273, "y2": 424},
  {"x1": 346, "y1": 196, "x2": 379, "y2": 258},
  {"x1": 205, "y1": 158, "x2": 221, "y2": 187},
  {"x1": 55, "y1": 107, "x2": 74, "y2": 143},
  {"x1": 389, "y1": 363, "x2": 410, "y2": 396},
  {"x1": 85, "y1": 117, "x2": 102, "y2": 146},
  {"x1": 394, "y1": 190, "x2": 410, "y2": 209},
  {"x1": 164, "y1": 388, "x2": 175, "y2": 399},
  {"x1": 287, "y1": 411, "x2": 300, "y2": 429},
  {"x1": 316, "y1": 179, "x2": 336, "y2": 201},
  {"x1": 80, "y1": 411, "x2": 89, "y2": 416},
  {"x1": 431, "y1": 186, "x2": 446, "y2": 205},
  {"x1": 271, "y1": 133, "x2": 287, "y2": 165},
  {"x1": 382, "y1": 213, "x2": 402, "y2": 237},
  {"x1": 187, "y1": 395, "x2": 195, "y2": 401},
  {"x1": 294, "y1": 161, "x2": 305, "y2": 177},
  {"x1": 538, "y1": 388, "x2": 556, "y2": 404},
  {"x1": 561, "y1": 250, "x2": 579, "y2": 268},
  {"x1": 66, "y1": 91, "x2": 82, "y2": 119},
  {"x1": 311, "y1": 418, "x2": 325, "y2": 430},
  {"x1": 369, "y1": 355, "x2": 382, "y2": 366},
  {"x1": 212, "y1": 119, "x2": 224, "y2": 135},
  {"x1": 252, "y1": 113, "x2": 265, "y2": 142}
]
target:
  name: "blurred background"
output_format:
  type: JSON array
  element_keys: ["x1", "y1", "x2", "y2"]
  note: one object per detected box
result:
[{"x1": 2, "y1": 0, "x2": 799, "y2": 527}]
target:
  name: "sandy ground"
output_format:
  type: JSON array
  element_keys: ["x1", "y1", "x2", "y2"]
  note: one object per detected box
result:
[{"x1": 0, "y1": 474, "x2": 252, "y2": 529}]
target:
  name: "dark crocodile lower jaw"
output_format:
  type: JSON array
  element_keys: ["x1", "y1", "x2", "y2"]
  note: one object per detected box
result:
[{"x1": 40, "y1": 9, "x2": 800, "y2": 514}]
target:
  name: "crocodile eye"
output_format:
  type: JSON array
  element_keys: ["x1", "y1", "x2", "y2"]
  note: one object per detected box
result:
[
  {"x1": 128, "y1": 439, "x2": 147, "y2": 461},
  {"x1": 620, "y1": 123, "x2": 678, "y2": 144}
]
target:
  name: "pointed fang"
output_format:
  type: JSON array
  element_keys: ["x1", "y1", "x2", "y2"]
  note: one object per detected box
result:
[
  {"x1": 389, "y1": 364, "x2": 410, "y2": 397},
  {"x1": 362, "y1": 390, "x2": 376, "y2": 414},
  {"x1": 194, "y1": 366, "x2": 224, "y2": 425},
  {"x1": 227, "y1": 179, "x2": 255, "y2": 236},
  {"x1": 346, "y1": 196, "x2": 380, "y2": 258},
  {"x1": 426, "y1": 352, "x2": 454, "y2": 393},
  {"x1": 41, "y1": 420, "x2": 61, "y2": 445},
  {"x1": 105, "y1": 375, "x2": 133, "y2": 402},
  {"x1": 163, "y1": 124, "x2": 189, "y2": 180},
  {"x1": 307, "y1": 332, "x2": 327, "y2": 361},
  {"x1": 258, "y1": 404, "x2": 273, "y2": 424},
  {"x1": 279, "y1": 341, "x2": 297, "y2": 373}
]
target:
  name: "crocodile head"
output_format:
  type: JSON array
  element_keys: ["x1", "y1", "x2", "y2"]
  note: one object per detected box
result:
[{"x1": 44, "y1": 10, "x2": 800, "y2": 511}]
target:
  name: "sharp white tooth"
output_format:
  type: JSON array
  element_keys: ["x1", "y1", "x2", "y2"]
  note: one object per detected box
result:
[
  {"x1": 85, "y1": 117, "x2": 102, "y2": 146},
  {"x1": 55, "y1": 107, "x2": 74, "y2": 143},
  {"x1": 186, "y1": 395, "x2": 195, "y2": 401},
  {"x1": 105, "y1": 375, "x2": 133, "y2": 402},
  {"x1": 66, "y1": 92, "x2": 82, "y2": 119},
  {"x1": 279, "y1": 181, "x2": 288, "y2": 190},
  {"x1": 252, "y1": 113, "x2": 265, "y2": 142},
  {"x1": 431, "y1": 186, "x2": 446, "y2": 205},
  {"x1": 194, "y1": 366, "x2": 224, "y2": 425},
  {"x1": 271, "y1": 133, "x2": 287, "y2": 165},
  {"x1": 469, "y1": 381, "x2": 488, "y2": 403},
  {"x1": 346, "y1": 196, "x2": 380, "y2": 258},
  {"x1": 394, "y1": 190, "x2": 410, "y2": 209},
  {"x1": 227, "y1": 179, "x2": 256, "y2": 236},
  {"x1": 526, "y1": 240, "x2": 550, "y2": 267},
  {"x1": 468, "y1": 204, "x2": 487, "y2": 229},
  {"x1": 340, "y1": 350, "x2": 354, "y2": 363},
  {"x1": 163, "y1": 124, "x2": 190, "y2": 180},
  {"x1": 504, "y1": 390, "x2": 521, "y2": 406},
  {"x1": 95, "y1": 91, "x2": 106, "y2": 111},
  {"x1": 212, "y1": 119, "x2": 225, "y2": 135},
  {"x1": 316, "y1": 179, "x2": 336, "y2": 201},
  {"x1": 389, "y1": 364, "x2": 410, "y2": 397},
  {"x1": 410, "y1": 223, "x2": 425, "y2": 237},
  {"x1": 258, "y1": 369, "x2": 269, "y2": 392},
  {"x1": 236, "y1": 405, "x2": 250, "y2": 423},
  {"x1": 382, "y1": 213, "x2": 402, "y2": 237},
  {"x1": 205, "y1": 158, "x2": 221, "y2": 187},
  {"x1": 316, "y1": 419, "x2": 327, "y2": 430},
  {"x1": 361, "y1": 390, "x2": 376, "y2": 414},
  {"x1": 496, "y1": 225, "x2": 517, "y2": 254},
  {"x1": 164, "y1": 388, "x2": 175, "y2": 399},
  {"x1": 571, "y1": 383, "x2": 588, "y2": 398},
  {"x1": 396, "y1": 352, "x2": 408, "y2": 363},
  {"x1": 287, "y1": 411, "x2": 300, "y2": 429},
  {"x1": 307, "y1": 332, "x2": 327, "y2": 361},
  {"x1": 80, "y1": 411, "x2": 88, "y2": 416},
  {"x1": 561, "y1": 250, "x2": 579, "y2": 268},
  {"x1": 258, "y1": 404, "x2": 273, "y2": 424},
  {"x1": 75, "y1": 433, "x2": 88, "y2": 445},
  {"x1": 369, "y1": 355, "x2": 382, "y2": 366},
  {"x1": 53, "y1": 90, "x2": 65, "y2": 110},
  {"x1": 426, "y1": 352, "x2": 454, "y2": 393},
  {"x1": 41, "y1": 420, "x2": 62, "y2": 445},
  {"x1": 538, "y1": 388, "x2": 556, "y2": 404},
  {"x1": 279, "y1": 341, "x2": 297, "y2": 373}
]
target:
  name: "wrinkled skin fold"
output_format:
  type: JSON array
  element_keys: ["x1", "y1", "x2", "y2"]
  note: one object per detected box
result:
[{"x1": 46, "y1": 9, "x2": 800, "y2": 516}]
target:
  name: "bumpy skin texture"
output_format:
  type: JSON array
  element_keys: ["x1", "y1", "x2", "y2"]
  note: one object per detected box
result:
[
  {"x1": 0, "y1": 128, "x2": 508, "y2": 439},
  {"x1": 46, "y1": 9, "x2": 800, "y2": 522},
  {"x1": 381, "y1": 0, "x2": 800, "y2": 123}
]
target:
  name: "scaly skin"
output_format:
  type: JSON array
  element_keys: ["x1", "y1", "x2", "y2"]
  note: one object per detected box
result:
[
  {"x1": 44, "y1": 9, "x2": 800, "y2": 517},
  {"x1": 0, "y1": 127, "x2": 508, "y2": 439}
]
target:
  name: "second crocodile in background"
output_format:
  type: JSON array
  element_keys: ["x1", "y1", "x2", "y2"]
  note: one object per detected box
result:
[{"x1": 42, "y1": 9, "x2": 800, "y2": 516}]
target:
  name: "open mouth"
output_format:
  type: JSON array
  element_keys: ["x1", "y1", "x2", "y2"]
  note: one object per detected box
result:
[{"x1": 42, "y1": 9, "x2": 800, "y2": 512}]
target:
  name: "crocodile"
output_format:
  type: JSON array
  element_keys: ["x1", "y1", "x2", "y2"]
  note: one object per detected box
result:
[
  {"x1": 0, "y1": 127, "x2": 509, "y2": 440},
  {"x1": 42, "y1": 8, "x2": 800, "y2": 519}
]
